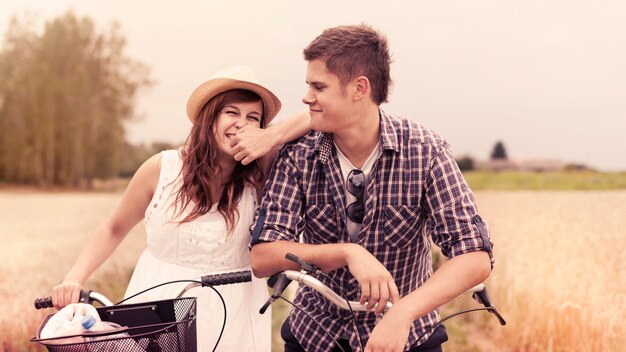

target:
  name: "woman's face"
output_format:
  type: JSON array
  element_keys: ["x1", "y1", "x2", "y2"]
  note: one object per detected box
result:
[{"x1": 213, "y1": 100, "x2": 263, "y2": 159}]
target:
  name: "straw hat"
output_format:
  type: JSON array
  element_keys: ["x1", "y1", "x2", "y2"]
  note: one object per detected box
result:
[{"x1": 186, "y1": 65, "x2": 282, "y2": 124}]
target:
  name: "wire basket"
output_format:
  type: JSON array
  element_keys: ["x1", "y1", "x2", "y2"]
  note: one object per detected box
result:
[{"x1": 32, "y1": 297, "x2": 197, "y2": 352}]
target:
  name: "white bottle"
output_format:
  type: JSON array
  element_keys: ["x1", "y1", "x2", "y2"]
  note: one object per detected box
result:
[
  {"x1": 81, "y1": 314, "x2": 124, "y2": 337},
  {"x1": 81, "y1": 315, "x2": 144, "y2": 352}
]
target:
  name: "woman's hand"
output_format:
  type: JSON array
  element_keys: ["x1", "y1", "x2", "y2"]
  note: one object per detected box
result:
[
  {"x1": 51, "y1": 280, "x2": 83, "y2": 310},
  {"x1": 231, "y1": 125, "x2": 281, "y2": 165}
]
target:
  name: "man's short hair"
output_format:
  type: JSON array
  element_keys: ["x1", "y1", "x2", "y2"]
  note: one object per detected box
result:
[{"x1": 303, "y1": 23, "x2": 393, "y2": 105}]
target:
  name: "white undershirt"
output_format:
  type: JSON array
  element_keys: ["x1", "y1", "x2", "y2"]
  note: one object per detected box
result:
[{"x1": 335, "y1": 142, "x2": 381, "y2": 242}]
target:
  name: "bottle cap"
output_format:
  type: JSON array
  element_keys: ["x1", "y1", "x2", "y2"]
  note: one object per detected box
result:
[{"x1": 81, "y1": 314, "x2": 97, "y2": 330}]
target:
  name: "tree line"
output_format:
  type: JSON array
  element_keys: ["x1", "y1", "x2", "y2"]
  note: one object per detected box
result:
[{"x1": 0, "y1": 12, "x2": 154, "y2": 188}]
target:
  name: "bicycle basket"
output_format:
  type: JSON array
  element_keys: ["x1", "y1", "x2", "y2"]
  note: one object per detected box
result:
[{"x1": 32, "y1": 297, "x2": 197, "y2": 352}]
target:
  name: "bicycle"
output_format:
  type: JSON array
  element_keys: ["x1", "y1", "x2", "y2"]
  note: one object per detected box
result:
[
  {"x1": 33, "y1": 254, "x2": 506, "y2": 352},
  {"x1": 32, "y1": 271, "x2": 252, "y2": 352},
  {"x1": 259, "y1": 253, "x2": 506, "y2": 352}
]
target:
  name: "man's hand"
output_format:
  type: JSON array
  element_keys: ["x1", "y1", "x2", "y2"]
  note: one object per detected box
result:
[
  {"x1": 231, "y1": 125, "x2": 281, "y2": 165},
  {"x1": 345, "y1": 245, "x2": 400, "y2": 315},
  {"x1": 365, "y1": 305, "x2": 413, "y2": 352}
]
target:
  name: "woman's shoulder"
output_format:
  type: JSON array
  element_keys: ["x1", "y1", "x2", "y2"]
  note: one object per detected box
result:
[
  {"x1": 132, "y1": 153, "x2": 164, "y2": 185},
  {"x1": 140, "y1": 153, "x2": 163, "y2": 173},
  {"x1": 147, "y1": 148, "x2": 186, "y2": 170},
  {"x1": 136, "y1": 148, "x2": 181, "y2": 181},
  {"x1": 161, "y1": 148, "x2": 185, "y2": 161}
]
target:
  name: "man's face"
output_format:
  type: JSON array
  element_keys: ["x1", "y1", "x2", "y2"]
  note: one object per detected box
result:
[{"x1": 302, "y1": 59, "x2": 354, "y2": 132}]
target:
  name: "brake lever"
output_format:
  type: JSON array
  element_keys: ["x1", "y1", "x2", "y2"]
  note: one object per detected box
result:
[
  {"x1": 472, "y1": 286, "x2": 507, "y2": 326},
  {"x1": 260, "y1": 272, "x2": 292, "y2": 314},
  {"x1": 260, "y1": 253, "x2": 319, "y2": 314},
  {"x1": 285, "y1": 252, "x2": 320, "y2": 275}
]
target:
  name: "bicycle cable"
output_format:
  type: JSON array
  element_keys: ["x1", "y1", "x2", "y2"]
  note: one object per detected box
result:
[
  {"x1": 279, "y1": 296, "x2": 348, "y2": 352},
  {"x1": 318, "y1": 271, "x2": 365, "y2": 352},
  {"x1": 415, "y1": 307, "x2": 496, "y2": 344},
  {"x1": 300, "y1": 275, "x2": 495, "y2": 350},
  {"x1": 114, "y1": 279, "x2": 227, "y2": 352}
]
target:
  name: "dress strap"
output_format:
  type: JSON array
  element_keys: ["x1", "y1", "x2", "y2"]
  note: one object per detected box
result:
[{"x1": 148, "y1": 149, "x2": 183, "y2": 212}]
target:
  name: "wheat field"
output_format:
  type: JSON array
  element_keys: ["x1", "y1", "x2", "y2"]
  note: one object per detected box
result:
[
  {"x1": 1, "y1": 189, "x2": 624, "y2": 351},
  {"x1": 474, "y1": 191, "x2": 625, "y2": 351}
]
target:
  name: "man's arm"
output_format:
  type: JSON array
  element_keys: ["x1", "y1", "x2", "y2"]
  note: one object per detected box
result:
[
  {"x1": 366, "y1": 142, "x2": 494, "y2": 351},
  {"x1": 251, "y1": 241, "x2": 351, "y2": 277},
  {"x1": 251, "y1": 240, "x2": 400, "y2": 312},
  {"x1": 365, "y1": 251, "x2": 491, "y2": 352}
]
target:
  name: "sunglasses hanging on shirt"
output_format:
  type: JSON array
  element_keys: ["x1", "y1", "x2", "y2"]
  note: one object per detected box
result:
[{"x1": 346, "y1": 169, "x2": 365, "y2": 223}]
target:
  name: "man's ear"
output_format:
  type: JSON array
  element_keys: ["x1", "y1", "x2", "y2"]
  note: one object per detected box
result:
[{"x1": 352, "y1": 76, "x2": 370, "y2": 101}]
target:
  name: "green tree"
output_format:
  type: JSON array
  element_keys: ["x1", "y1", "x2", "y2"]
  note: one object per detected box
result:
[
  {"x1": 0, "y1": 12, "x2": 152, "y2": 187},
  {"x1": 119, "y1": 141, "x2": 177, "y2": 178},
  {"x1": 456, "y1": 155, "x2": 475, "y2": 171},
  {"x1": 490, "y1": 141, "x2": 508, "y2": 160}
]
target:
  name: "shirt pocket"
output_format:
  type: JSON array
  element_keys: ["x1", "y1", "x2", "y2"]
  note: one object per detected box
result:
[
  {"x1": 383, "y1": 205, "x2": 422, "y2": 248},
  {"x1": 305, "y1": 204, "x2": 339, "y2": 244}
]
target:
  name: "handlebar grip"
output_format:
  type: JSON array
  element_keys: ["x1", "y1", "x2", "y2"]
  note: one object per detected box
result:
[
  {"x1": 34, "y1": 290, "x2": 92, "y2": 309},
  {"x1": 34, "y1": 296, "x2": 53, "y2": 309},
  {"x1": 201, "y1": 270, "x2": 252, "y2": 286}
]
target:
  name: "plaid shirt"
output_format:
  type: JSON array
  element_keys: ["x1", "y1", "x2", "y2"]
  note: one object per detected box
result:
[{"x1": 251, "y1": 109, "x2": 493, "y2": 352}]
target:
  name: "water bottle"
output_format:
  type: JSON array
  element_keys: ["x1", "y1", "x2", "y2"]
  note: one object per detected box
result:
[
  {"x1": 81, "y1": 315, "x2": 144, "y2": 352},
  {"x1": 81, "y1": 314, "x2": 124, "y2": 336}
]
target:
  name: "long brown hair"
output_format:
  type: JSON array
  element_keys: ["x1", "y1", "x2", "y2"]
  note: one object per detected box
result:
[{"x1": 174, "y1": 89, "x2": 265, "y2": 233}]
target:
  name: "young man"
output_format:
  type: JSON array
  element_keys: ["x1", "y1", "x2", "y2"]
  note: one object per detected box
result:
[{"x1": 250, "y1": 24, "x2": 494, "y2": 352}]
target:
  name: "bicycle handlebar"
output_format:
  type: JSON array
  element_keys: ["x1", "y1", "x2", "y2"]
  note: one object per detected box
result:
[
  {"x1": 267, "y1": 270, "x2": 489, "y2": 312},
  {"x1": 34, "y1": 290, "x2": 115, "y2": 309},
  {"x1": 259, "y1": 253, "x2": 505, "y2": 326},
  {"x1": 283, "y1": 270, "x2": 394, "y2": 312},
  {"x1": 201, "y1": 270, "x2": 251, "y2": 286},
  {"x1": 34, "y1": 270, "x2": 253, "y2": 309},
  {"x1": 35, "y1": 265, "x2": 505, "y2": 326}
]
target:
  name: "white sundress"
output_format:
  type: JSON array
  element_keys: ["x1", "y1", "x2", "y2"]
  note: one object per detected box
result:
[{"x1": 124, "y1": 149, "x2": 271, "y2": 351}]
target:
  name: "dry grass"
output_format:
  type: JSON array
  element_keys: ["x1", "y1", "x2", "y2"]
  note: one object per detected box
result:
[
  {"x1": 471, "y1": 191, "x2": 626, "y2": 351},
  {"x1": 1, "y1": 190, "x2": 624, "y2": 351},
  {"x1": 0, "y1": 190, "x2": 145, "y2": 352}
]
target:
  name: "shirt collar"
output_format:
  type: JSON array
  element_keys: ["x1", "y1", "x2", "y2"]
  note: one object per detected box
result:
[
  {"x1": 317, "y1": 132, "x2": 335, "y2": 164},
  {"x1": 378, "y1": 108, "x2": 400, "y2": 153},
  {"x1": 315, "y1": 107, "x2": 399, "y2": 164}
]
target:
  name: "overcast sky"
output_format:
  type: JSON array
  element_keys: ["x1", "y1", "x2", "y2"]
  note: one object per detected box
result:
[{"x1": 1, "y1": 0, "x2": 624, "y2": 171}]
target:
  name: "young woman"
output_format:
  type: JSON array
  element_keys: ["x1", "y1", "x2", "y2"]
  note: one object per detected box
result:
[{"x1": 50, "y1": 65, "x2": 309, "y2": 351}]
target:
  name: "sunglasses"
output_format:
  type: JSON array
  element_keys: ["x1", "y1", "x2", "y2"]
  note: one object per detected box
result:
[{"x1": 346, "y1": 169, "x2": 365, "y2": 223}]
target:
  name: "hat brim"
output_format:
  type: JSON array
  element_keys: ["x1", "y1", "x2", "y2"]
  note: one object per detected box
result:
[{"x1": 186, "y1": 78, "x2": 282, "y2": 126}]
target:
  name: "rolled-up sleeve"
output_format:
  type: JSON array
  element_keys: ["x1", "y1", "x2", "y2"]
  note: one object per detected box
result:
[
  {"x1": 424, "y1": 143, "x2": 494, "y2": 267},
  {"x1": 250, "y1": 147, "x2": 305, "y2": 247}
]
